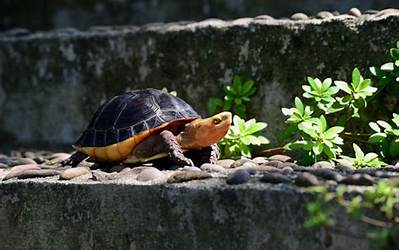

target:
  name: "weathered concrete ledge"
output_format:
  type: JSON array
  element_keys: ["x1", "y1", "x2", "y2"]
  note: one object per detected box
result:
[
  {"x1": 0, "y1": 178, "x2": 372, "y2": 250},
  {"x1": 0, "y1": 13, "x2": 398, "y2": 150}
]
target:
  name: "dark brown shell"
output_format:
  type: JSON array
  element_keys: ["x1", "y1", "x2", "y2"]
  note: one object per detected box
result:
[{"x1": 74, "y1": 88, "x2": 200, "y2": 147}]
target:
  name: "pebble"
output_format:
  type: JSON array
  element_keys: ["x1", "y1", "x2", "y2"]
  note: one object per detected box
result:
[
  {"x1": 4, "y1": 164, "x2": 41, "y2": 180},
  {"x1": 295, "y1": 173, "x2": 320, "y2": 187},
  {"x1": 376, "y1": 9, "x2": 399, "y2": 17},
  {"x1": 335, "y1": 159, "x2": 355, "y2": 173},
  {"x1": 200, "y1": 163, "x2": 227, "y2": 174},
  {"x1": 231, "y1": 158, "x2": 257, "y2": 168},
  {"x1": 281, "y1": 166, "x2": 294, "y2": 174},
  {"x1": 277, "y1": 162, "x2": 298, "y2": 169},
  {"x1": 317, "y1": 11, "x2": 335, "y2": 19},
  {"x1": 167, "y1": 171, "x2": 211, "y2": 183},
  {"x1": 226, "y1": 169, "x2": 251, "y2": 185},
  {"x1": 254, "y1": 15, "x2": 274, "y2": 20},
  {"x1": 260, "y1": 173, "x2": 291, "y2": 184},
  {"x1": 309, "y1": 168, "x2": 343, "y2": 181},
  {"x1": 263, "y1": 160, "x2": 281, "y2": 168},
  {"x1": 91, "y1": 171, "x2": 118, "y2": 182},
  {"x1": 312, "y1": 161, "x2": 334, "y2": 169},
  {"x1": 339, "y1": 174, "x2": 375, "y2": 186},
  {"x1": 291, "y1": 13, "x2": 309, "y2": 20},
  {"x1": 0, "y1": 157, "x2": 13, "y2": 166},
  {"x1": 4, "y1": 169, "x2": 60, "y2": 180},
  {"x1": 10, "y1": 158, "x2": 37, "y2": 167},
  {"x1": 268, "y1": 154, "x2": 292, "y2": 162},
  {"x1": 137, "y1": 168, "x2": 164, "y2": 182},
  {"x1": 216, "y1": 159, "x2": 235, "y2": 168},
  {"x1": 110, "y1": 164, "x2": 129, "y2": 173},
  {"x1": 348, "y1": 8, "x2": 362, "y2": 17},
  {"x1": 364, "y1": 10, "x2": 378, "y2": 14},
  {"x1": 236, "y1": 163, "x2": 282, "y2": 175},
  {"x1": 60, "y1": 167, "x2": 91, "y2": 180},
  {"x1": 182, "y1": 166, "x2": 201, "y2": 172},
  {"x1": 252, "y1": 157, "x2": 269, "y2": 165},
  {"x1": 0, "y1": 163, "x2": 9, "y2": 168}
]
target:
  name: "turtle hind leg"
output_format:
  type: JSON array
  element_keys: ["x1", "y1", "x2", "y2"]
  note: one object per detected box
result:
[{"x1": 61, "y1": 151, "x2": 88, "y2": 167}]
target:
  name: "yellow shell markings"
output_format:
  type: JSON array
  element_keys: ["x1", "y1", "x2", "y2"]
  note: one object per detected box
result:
[{"x1": 73, "y1": 120, "x2": 187, "y2": 162}]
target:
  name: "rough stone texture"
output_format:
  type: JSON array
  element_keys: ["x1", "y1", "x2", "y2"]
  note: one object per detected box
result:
[
  {"x1": 0, "y1": 14, "x2": 398, "y2": 150},
  {"x1": 0, "y1": 179, "x2": 372, "y2": 250},
  {"x1": 0, "y1": 0, "x2": 398, "y2": 31}
]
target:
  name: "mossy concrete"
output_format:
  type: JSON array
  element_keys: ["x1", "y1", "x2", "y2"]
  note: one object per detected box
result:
[
  {"x1": 0, "y1": 14, "x2": 398, "y2": 150},
  {"x1": 0, "y1": 178, "x2": 371, "y2": 250}
]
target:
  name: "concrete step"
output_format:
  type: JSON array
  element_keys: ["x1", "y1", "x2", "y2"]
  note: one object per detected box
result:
[
  {"x1": 0, "y1": 13, "x2": 398, "y2": 150},
  {"x1": 0, "y1": 178, "x2": 372, "y2": 250}
]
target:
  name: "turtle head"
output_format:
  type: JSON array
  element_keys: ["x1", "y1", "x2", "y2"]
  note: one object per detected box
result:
[{"x1": 178, "y1": 112, "x2": 232, "y2": 148}]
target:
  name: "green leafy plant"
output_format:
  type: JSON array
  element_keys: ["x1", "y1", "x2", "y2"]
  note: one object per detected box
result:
[
  {"x1": 305, "y1": 181, "x2": 399, "y2": 250},
  {"x1": 339, "y1": 143, "x2": 386, "y2": 168},
  {"x1": 219, "y1": 115, "x2": 269, "y2": 158},
  {"x1": 368, "y1": 113, "x2": 399, "y2": 159},
  {"x1": 208, "y1": 75, "x2": 256, "y2": 118},
  {"x1": 282, "y1": 43, "x2": 399, "y2": 165},
  {"x1": 285, "y1": 115, "x2": 344, "y2": 162}
]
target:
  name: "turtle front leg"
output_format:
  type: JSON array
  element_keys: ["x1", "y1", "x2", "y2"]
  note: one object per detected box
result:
[
  {"x1": 61, "y1": 151, "x2": 88, "y2": 167},
  {"x1": 158, "y1": 130, "x2": 194, "y2": 166}
]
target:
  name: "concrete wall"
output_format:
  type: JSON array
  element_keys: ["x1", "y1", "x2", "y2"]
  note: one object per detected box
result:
[
  {"x1": 0, "y1": 0, "x2": 398, "y2": 31},
  {"x1": 0, "y1": 13, "x2": 398, "y2": 150},
  {"x1": 0, "y1": 179, "x2": 371, "y2": 250}
]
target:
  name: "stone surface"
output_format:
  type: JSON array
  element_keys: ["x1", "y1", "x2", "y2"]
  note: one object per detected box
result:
[
  {"x1": 137, "y1": 167, "x2": 164, "y2": 181},
  {"x1": 167, "y1": 171, "x2": 211, "y2": 183},
  {"x1": 268, "y1": 154, "x2": 292, "y2": 162},
  {"x1": 0, "y1": 15, "x2": 398, "y2": 150},
  {"x1": 317, "y1": 11, "x2": 335, "y2": 19},
  {"x1": 216, "y1": 159, "x2": 235, "y2": 168},
  {"x1": 200, "y1": 163, "x2": 227, "y2": 174},
  {"x1": 291, "y1": 13, "x2": 309, "y2": 20},
  {"x1": 260, "y1": 172, "x2": 291, "y2": 183},
  {"x1": 339, "y1": 174, "x2": 375, "y2": 186},
  {"x1": 226, "y1": 169, "x2": 251, "y2": 184},
  {"x1": 295, "y1": 173, "x2": 320, "y2": 187},
  {"x1": 0, "y1": 178, "x2": 373, "y2": 249}
]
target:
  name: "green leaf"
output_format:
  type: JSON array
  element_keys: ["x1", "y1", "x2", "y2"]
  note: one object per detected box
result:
[
  {"x1": 381, "y1": 62, "x2": 394, "y2": 71},
  {"x1": 321, "y1": 78, "x2": 332, "y2": 91},
  {"x1": 352, "y1": 68, "x2": 361, "y2": 88},
  {"x1": 319, "y1": 115, "x2": 327, "y2": 132},
  {"x1": 313, "y1": 143, "x2": 323, "y2": 155},
  {"x1": 358, "y1": 79, "x2": 371, "y2": 91},
  {"x1": 298, "y1": 122, "x2": 318, "y2": 138},
  {"x1": 353, "y1": 143, "x2": 364, "y2": 161},
  {"x1": 324, "y1": 126, "x2": 344, "y2": 139},
  {"x1": 368, "y1": 133, "x2": 387, "y2": 143},
  {"x1": 307, "y1": 77, "x2": 318, "y2": 91},
  {"x1": 389, "y1": 140, "x2": 399, "y2": 157},
  {"x1": 369, "y1": 122, "x2": 381, "y2": 133},
  {"x1": 207, "y1": 97, "x2": 224, "y2": 115},
  {"x1": 364, "y1": 153, "x2": 379, "y2": 162},
  {"x1": 334, "y1": 81, "x2": 352, "y2": 94},
  {"x1": 257, "y1": 136, "x2": 270, "y2": 144},
  {"x1": 377, "y1": 120, "x2": 392, "y2": 130},
  {"x1": 294, "y1": 97, "x2": 304, "y2": 113},
  {"x1": 245, "y1": 122, "x2": 267, "y2": 135},
  {"x1": 282, "y1": 108, "x2": 294, "y2": 116}
]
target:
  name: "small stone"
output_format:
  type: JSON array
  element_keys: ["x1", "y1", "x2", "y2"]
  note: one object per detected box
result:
[
  {"x1": 268, "y1": 154, "x2": 292, "y2": 162},
  {"x1": 332, "y1": 11, "x2": 340, "y2": 16},
  {"x1": 4, "y1": 164, "x2": 40, "y2": 180},
  {"x1": 231, "y1": 158, "x2": 257, "y2": 168},
  {"x1": 200, "y1": 163, "x2": 227, "y2": 174},
  {"x1": 0, "y1": 157, "x2": 13, "y2": 166},
  {"x1": 226, "y1": 169, "x2": 251, "y2": 185},
  {"x1": 364, "y1": 10, "x2": 378, "y2": 14},
  {"x1": 4, "y1": 28, "x2": 30, "y2": 37},
  {"x1": 167, "y1": 171, "x2": 211, "y2": 183},
  {"x1": 335, "y1": 159, "x2": 355, "y2": 173},
  {"x1": 310, "y1": 168, "x2": 343, "y2": 181},
  {"x1": 291, "y1": 13, "x2": 309, "y2": 20},
  {"x1": 260, "y1": 173, "x2": 291, "y2": 184},
  {"x1": 295, "y1": 173, "x2": 320, "y2": 187},
  {"x1": 317, "y1": 11, "x2": 335, "y2": 19},
  {"x1": 23, "y1": 152, "x2": 36, "y2": 159},
  {"x1": 339, "y1": 174, "x2": 375, "y2": 186},
  {"x1": 236, "y1": 164, "x2": 282, "y2": 175},
  {"x1": 91, "y1": 170, "x2": 118, "y2": 182},
  {"x1": 254, "y1": 15, "x2": 274, "y2": 20},
  {"x1": 376, "y1": 9, "x2": 399, "y2": 17},
  {"x1": 10, "y1": 158, "x2": 37, "y2": 166},
  {"x1": 4, "y1": 169, "x2": 60, "y2": 180},
  {"x1": 281, "y1": 166, "x2": 294, "y2": 174},
  {"x1": 137, "y1": 168, "x2": 164, "y2": 182},
  {"x1": 252, "y1": 157, "x2": 268, "y2": 165},
  {"x1": 263, "y1": 160, "x2": 281, "y2": 168},
  {"x1": 182, "y1": 166, "x2": 201, "y2": 172},
  {"x1": 374, "y1": 171, "x2": 398, "y2": 178},
  {"x1": 278, "y1": 162, "x2": 298, "y2": 169},
  {"x1": 0, "y1": 163, "x2": 9, "y2": 168},
  {"x1": 348, "y1": 8, "x2": 362, "y2": 17},
  {"x1": 216, "y1": 159, "x2": 235, "y2": 168},
  {"x1": 60, "y1": 167, "x2": 91, "y2": 180},
  {"x1": 312, "y1": 161, "x2": 334, "y2": 169}
]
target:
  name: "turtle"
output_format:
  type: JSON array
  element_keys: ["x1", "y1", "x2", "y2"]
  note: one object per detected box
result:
[{"x1": 62, "y1": 88, "x2": 231, "y2": 168}]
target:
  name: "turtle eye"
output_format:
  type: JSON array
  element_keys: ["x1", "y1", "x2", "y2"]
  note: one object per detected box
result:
[{"x1": 213, "y1": 118, "x2": 222, "y2": 125}]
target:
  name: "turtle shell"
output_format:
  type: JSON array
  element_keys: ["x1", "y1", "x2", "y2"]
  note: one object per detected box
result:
[{"x1": 74, "y1": 88, "x2": 200, "y2": 150}]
